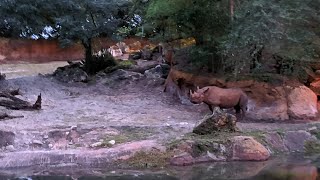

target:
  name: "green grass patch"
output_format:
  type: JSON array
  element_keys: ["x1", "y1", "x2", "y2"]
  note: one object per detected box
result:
[
  {"x1": 125, "y1": 150, "x2": 174, "y2": 169},
  {"x1": 304, "y1": 140, "x2": 320, "y2": 154}
]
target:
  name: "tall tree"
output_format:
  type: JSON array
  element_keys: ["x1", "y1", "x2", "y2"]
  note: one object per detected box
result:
[{"x1": 0, "y1": 0, "x2": 131, "y2": 73}]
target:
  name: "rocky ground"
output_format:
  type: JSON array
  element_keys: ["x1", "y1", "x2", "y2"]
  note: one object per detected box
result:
[{"x1": 1, "y1": 62, "x2": 320, "y2": 179}]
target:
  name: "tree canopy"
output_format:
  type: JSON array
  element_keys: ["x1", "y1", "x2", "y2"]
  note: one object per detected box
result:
[
  {"x1": 222, "y1": 0, "x2": 320, "y2": 77},
  {"x1": 1, "y1": 0, "x2": 319, "y2": 79},
  {"x1": 0, "y1": 0, "x2": 131, "y2": 73},
  {"x1": 144, "y1": 0, "x2": 230, "y2": 44}
]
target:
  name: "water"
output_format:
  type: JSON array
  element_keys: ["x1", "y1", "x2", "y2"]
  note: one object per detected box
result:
[{"x1": 0, "y1": 155, "x2": 319, "y2": 180}]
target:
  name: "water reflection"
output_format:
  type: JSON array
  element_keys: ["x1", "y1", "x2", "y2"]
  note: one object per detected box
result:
[{"x1": 0, "y1": 155, "x2": 319, "y2": 180}]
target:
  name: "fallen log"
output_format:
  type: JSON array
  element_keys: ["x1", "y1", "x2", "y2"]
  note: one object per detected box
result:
[
  {"x1": 0, "y1": 92, "x2": 41, "y2": 110},
  {"x1": 0, "y1": 112, "x2": 24, "y2": 120}
]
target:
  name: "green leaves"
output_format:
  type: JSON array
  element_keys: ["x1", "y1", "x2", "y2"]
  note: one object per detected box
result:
[
  {"x1": 0, "y1": 0, "x2": 130, "y2": 42},
  {"x1": 145, "y1": 0, "x2": 229, "y2": 43}
]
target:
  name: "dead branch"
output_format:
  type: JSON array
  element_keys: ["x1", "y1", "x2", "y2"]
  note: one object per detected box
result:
[{"x1": 0, "y1": 91, "x2": 42, "y2": 110}]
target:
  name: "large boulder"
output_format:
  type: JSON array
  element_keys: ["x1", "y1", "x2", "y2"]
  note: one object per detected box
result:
[
  {"x1": 228, "y1": 136, "x2": 270, "y2": 161},
  {"x1": 287, "y1": 86, "x2": 318, "y2": 119}
]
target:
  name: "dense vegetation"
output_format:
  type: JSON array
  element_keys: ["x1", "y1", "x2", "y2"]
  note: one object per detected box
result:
[
  {"x1": 0, "y1": 0, "x2": 319, "y2": 80},
  {"x1": 141, "y1": 0, "x2": 320, "y2": 81}
]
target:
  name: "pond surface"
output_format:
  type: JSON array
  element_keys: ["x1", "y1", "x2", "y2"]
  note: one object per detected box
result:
[{"x1": 0, "y1": 154, "x2": 319, "y2": 180}]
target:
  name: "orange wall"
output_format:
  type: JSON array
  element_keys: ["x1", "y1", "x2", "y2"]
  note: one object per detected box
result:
[{"x1": 0, "y1": 37, "x2": 150, "y2": 64}]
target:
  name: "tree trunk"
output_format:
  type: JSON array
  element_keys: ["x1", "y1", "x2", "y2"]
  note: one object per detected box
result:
[
  {"x1": 230, "y1": 0, "x2": 234, "y2": 22},
  {"x1": 82, "y1": 38, "x2": 93, "y2": 74}
]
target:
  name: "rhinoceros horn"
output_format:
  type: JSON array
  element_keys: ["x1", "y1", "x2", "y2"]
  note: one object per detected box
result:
[
  {"x1": 197, "y1": 86, "x2": 200, "y2": 90},
  {"x1": 189, "y1": 89, "x2": 193, "y2": 95}
]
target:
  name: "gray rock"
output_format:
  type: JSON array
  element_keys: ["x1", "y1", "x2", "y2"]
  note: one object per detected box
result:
[
  {"x1": 144, "y1": 64, "x2": 170, "y2": 79},
  {"x1": 264, "y1": 132, "x2": 288, "y2": 152},
  {"x1": 283, "y1": 130, "x2": 317, "y2": 152},
  {"x1": 170, "y1": 152, "x2": 194, "y2": 166},
  {"x1": 32, "y1": 140, "x2": 43, "y2": 146},
  {"x1": 0, "y1": 130, "x2": 15, "y2": 148},
  {"x1": 0, "y1": 72, "x2": 5, "y2": 80},
  {"x1": 194, "y1": 151, "x2": 226, "y2": 163},
  {"x1": 101, "y1": 69, "x2": 144, "y2": 87},
  {"x1": 53, "y1": 65, "x2": 89, "y2": 83},
  {"x1": 90, "y1": 142, "x2": 103, "y2": 148},
  {"x1": 5, "y1": 145, "x2": 15, "y2": 152},
  {"x1": 193, "y1": 109, "x2": 237, "y2": 135},
  {"x1": 141, "y1": 48, "x2": 152, "y2": 60}
]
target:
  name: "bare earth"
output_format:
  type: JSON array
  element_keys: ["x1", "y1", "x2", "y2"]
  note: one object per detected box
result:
[{"x1": 0, "y1": 62, "x2": 320, "y2": 172}]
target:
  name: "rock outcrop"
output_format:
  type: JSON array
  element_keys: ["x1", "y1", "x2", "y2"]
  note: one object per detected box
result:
[{"x1": 164, "y1": 68, "x2": 320, "y2": 121}]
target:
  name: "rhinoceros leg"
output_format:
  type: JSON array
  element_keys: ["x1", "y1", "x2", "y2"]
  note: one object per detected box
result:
[
  {"x1": 239, "y1": 94, "x2": 248, "y2": 119},
  {"x1": 205, "y1": 103, "x2": 213, "y2": 113}
]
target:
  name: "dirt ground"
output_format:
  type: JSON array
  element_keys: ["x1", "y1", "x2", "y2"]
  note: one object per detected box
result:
[
  {"x1": 1, "y1": 62, "x2": 320, "y2": 169},
  {"x1": 0, "y1": 62, "x2": 211, "y2": 151}
]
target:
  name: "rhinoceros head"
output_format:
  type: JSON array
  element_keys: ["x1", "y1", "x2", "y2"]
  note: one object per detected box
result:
[{"x1": 189, "y1": 86, "x2": 209, "y2": 104}]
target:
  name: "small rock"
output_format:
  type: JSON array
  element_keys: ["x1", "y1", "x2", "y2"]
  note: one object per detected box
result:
[
  {"x1": 219, "y1": 144, "x2": 227, "y2": 154},
  {"x1": 194, "y1": 151, "x2": 226, "y2": 163},
  {"x1": 5, "y1": 145, "x2": 15, "y2": 152},
  {"x1": 43, "y1": 135, "x2": 49, "y2": 139},
  {"x1": 32, "y1": 140, "x2": 43, "y2": 146},
  {"x1": 108, "y1": 140, "x2": 116, "y2": 145},
  {"x1": 170, "y1": 152, "x2": 194, "y2": 166},
  {"x1": 308, "y1": 126, "x2": 317, "y2": 131},
  {"x1": 144, "y1": 64, "x2": 170, "y2": 79},
  {"x1": 48, "y1": 144, "x2": 53, "y2": 148},
  {"x1": 90, "y1": 142, "x2": 103, "y2": 148},
  {"x1": 71, "y1": 126, "x2": 77, "y2": 130},
  {"x1": 66, "y1": 132, "x2": 70, "y2": 135},
  {"x1": 0, "y1": 130, "x2": 15, "y2": 148}
]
